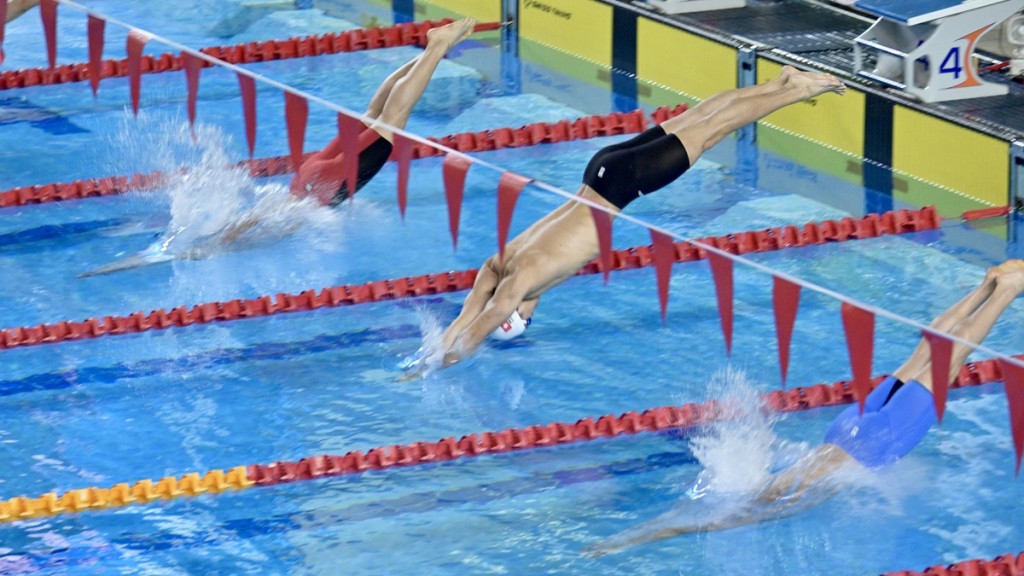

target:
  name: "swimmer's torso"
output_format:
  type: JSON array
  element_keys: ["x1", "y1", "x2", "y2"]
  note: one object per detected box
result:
[{"x1": 490, "y1": 187, "x2": 618, "y2": 300}]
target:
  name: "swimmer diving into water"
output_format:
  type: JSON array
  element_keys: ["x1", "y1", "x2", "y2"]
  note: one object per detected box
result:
[
  {"x1": 404, "y1": 66, "x2": 846, "y2": 374},
  {"x1": 587, "y1": 260, "x2": 1024, "y2": 555},
  {"x1": 80, "y1": 17, "x2": 478, "y2": 277}
]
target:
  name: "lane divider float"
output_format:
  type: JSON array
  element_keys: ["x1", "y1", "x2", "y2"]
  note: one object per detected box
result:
[
  {"x1": 0, "y1": 19, "x2": 501, "y2": 91},
  {"x1": 0, "y1": 352, "x2": 1011, "y2": 524},
  {"x1": 883, "y1": 550, "x2": 1024, "y2": 576},
  {"x1": 0, "y1": 206, "x2": 939, "y2": 351}
]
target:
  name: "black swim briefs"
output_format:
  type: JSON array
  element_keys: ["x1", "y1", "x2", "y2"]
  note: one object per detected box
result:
[
  {"x1": 329, "y1": 134, "x2": 395, "y2": 207},
  {"x1": 581, "y1": 125, "x2": 691, "y2": 209}
]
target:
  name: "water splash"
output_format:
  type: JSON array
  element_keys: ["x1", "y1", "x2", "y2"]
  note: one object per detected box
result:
[
  {"x1": 686, "y1": 367, "x2": 807, "y2": 498},
  {"x1": 105, "y1": 114, "x2": 341, "y2": 262},
  {"x1": 399, "y1": 306, "x2": 447, "y2": 375}
]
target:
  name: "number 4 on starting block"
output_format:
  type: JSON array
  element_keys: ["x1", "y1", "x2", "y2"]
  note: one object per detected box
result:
[{"x1": 853, "y1": 0, "x2": 1024, "y2": 102}]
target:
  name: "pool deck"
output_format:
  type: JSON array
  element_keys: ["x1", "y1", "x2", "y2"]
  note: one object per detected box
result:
[{"x1": 637, "y1": 0, "x2": 1024, "y2": 140}]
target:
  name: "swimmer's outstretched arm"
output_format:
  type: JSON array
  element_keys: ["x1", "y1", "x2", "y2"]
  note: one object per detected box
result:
[{"x1": 585, "y1": 445, "x2": 853, "y2": 557}]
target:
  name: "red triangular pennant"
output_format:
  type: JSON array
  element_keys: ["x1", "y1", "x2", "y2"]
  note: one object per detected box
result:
[
  {"x1": 998, "y1": 359, "x2": 1024, "y2": 475},
  {"x1": 393, "y1": 133, "x2": 413, "y2": 220},
  {"x1": 497, "y1": 171, "x2": 530, "y2": 261},
  {"x1": 442, "y1": 154, "x2": 471, "y2": 251},
  {"x1": 337, "y1": 112, "x2": 363, "y2": 201},
  {"x1": 237, "y1": 74, "x2": 256, "y2": 158},
  {"x1": 87, "y1": 16, "x2": 105, "y2": 97},
  {"x1": 923, "y1": 331, "x2": 953, "y2": 424},
  {"x1": 650, "y1": 230, "x2": 675, "y2": 322},
  {"x1": 841, "y1": 302, "x2": 875, "y2": 414},
  {"x1": 182, "y1": 53, "x2": 202, "y2": 127},
  {"x1": 707, "y1": 250, "x2": 734, "y2": 356},
  {"x1": 284, "y1": 92, "x2": 308, "y2": 173},
  {"x1": 588, "y1": 207, "x2": 613, "y2": 285},
  {"x1": 40, "y1": 0, "x2": 56, "y2": 69},
  {"x1": 126, "y1": 30, "x2": 149, "y2": 116},
  {"x1": 772, "y1": 276, "x2": 801, "y2": 387},
  {"x1": 0, "y1": 0, "x2": 7, "y2": 65}
]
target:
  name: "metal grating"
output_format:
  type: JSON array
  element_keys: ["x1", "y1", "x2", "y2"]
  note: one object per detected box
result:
[{"x1": 645, "y1": 0, "x2": 1024, "y2": 139}]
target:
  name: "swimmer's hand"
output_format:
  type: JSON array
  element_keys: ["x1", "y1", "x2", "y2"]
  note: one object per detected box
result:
[
  {"x1": 78, "y1": 247, "x2": 175, "y2": 278},
  {"x1": 395, "y1": 346, "x2": 436, "y2": 382}
]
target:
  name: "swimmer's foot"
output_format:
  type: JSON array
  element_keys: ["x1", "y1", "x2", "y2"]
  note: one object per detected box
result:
[
  {"x1": 787, "y1": 68, "x2": 846, "y2": 97},
  {"x1": 995, "y1": 263, "x2": 1024, "y2": 294},
  {"x1": 426, "y1": 17, "x2": 476, "y2": 52},
  {"x1": 995, "y1": 259, "x2": 1024, "y2": 275}
]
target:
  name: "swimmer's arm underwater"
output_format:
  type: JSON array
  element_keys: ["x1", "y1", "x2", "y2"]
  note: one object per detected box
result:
[{"x1": 585, "y1": 444, "x2": 853, "y2": 557}]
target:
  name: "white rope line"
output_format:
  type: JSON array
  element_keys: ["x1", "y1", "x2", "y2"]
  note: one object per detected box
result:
[{"x1": 52, "y1": 0, "x2": 1024, "y2": 373}]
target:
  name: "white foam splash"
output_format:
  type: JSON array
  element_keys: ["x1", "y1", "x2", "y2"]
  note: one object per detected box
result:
[
  {"x1": 687, "y1": 367, "x2": 809, "y2": 498},
  {"x1": 399, "y1": 307, "x2": 447, "y2": 375},
  {"x1": 107, "y1": 114, "x2": 342, "y2": 259}
]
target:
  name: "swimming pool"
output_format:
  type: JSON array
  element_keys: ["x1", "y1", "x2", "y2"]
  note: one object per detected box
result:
[{"x1": 1, "y1": 1, "x2": 1024, "y2": 574}]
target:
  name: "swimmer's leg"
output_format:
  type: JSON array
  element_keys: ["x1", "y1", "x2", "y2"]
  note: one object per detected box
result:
[
  {"x1": 364, "y1": 57, "x2": 420, "y2": 120},
  {"x1": 894, "y1": 267, "x2": 999, "y2": 383},
  {"x1": 660, "y1": 66, "x2": 792, "y2": 134},
  {"x1": 370, "y1": 18, "x2": 476, "y2": 141},
  {"x1": 660, "y1": 67, "x2": 845, "y2": 165},
  {"x1": 901, "y1": 262, "x2": 1024, "y2": 391}
]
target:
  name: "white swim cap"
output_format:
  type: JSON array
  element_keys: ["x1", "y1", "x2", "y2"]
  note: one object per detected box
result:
[{"x1": 491, "y1": 310, "x2": 531, "y2": 341}]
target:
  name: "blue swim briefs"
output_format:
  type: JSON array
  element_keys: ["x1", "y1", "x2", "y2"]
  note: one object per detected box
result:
[{"x1": 823, "y1": 376, "x2": 937, "y2": 468}]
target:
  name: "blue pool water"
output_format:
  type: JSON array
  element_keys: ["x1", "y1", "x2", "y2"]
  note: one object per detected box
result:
[{"x1": 1, "y1": 1, "x2": 1024, "y2": 574}]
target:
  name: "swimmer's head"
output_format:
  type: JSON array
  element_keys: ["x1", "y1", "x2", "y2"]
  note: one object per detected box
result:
[{"x1": 491, "y1": 310, "x2": 531, "y2": 341}]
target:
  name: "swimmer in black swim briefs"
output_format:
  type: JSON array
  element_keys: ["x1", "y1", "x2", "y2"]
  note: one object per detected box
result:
[{"x1": 415, "y1": 65, "x2": 846, "y2": 374}]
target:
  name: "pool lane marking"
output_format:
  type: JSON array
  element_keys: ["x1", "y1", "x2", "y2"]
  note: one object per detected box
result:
[
  {"x1": 0, "y1": 206, "x2": 940, "y2": 351},
  {"x1": 0, "y1": 352, "x2": 1011, "y2": 524},
  {"x1": 0, "y1": 107, "x2": 661, "y2": 208}
]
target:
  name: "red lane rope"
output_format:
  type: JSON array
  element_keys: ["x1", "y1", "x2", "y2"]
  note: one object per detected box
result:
[
  {"x1": 242, "y1": 353, "x2": 1012, "y2": 486},
  {"x1": 0, "y1": 351, "x2": 1011, "y2": 525},
  {"x1": 0, "y1": 206, "x2": 939, "y2": 351},
  {"x1": 961, "y1": 205, "x2": 1013, "y2": 221},
  {"x1": 883, "y1": 551, "x2": 1024, "y2": 576},
  {"x1": 0, "y1": 107, "x2": 663, "y2": 208},
  {"x1": 0, "y1": 19, "x2": 499, "y2": 91}
]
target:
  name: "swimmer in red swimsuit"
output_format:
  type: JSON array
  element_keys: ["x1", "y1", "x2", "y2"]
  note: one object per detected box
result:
[
  {"x1": 218, "y1": 17, "x2": 478, "y2": 240},
  {"x1": 289, "y1": 17, "x2": 478, "y2": 207},
  {"x1": 78, "y1": 18, "x2": 479, "y2": 278}
]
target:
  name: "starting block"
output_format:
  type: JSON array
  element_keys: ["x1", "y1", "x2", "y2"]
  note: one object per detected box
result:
[
  {"x1": 646, "y1": 0, "x2": 746, "y2": 14},
  {"x1": 853, "y1": 0, "x2": 1024, "y2": 102}
]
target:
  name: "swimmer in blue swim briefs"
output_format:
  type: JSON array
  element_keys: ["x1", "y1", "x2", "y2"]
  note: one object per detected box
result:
[
  {"x1": 790, "y1": 259, "x2": 1024, "y2": 475},
  {"x1": 588, "y1": 260, "x2": 1024, "y2": 554},
  {"x1": 421, "y1": 66, "x2": 846, "y2": 373}
]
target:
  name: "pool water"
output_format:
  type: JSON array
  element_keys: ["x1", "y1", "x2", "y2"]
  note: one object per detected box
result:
[{"x1": 0, "y1": 1, "x2": 1023, "y2": 574}]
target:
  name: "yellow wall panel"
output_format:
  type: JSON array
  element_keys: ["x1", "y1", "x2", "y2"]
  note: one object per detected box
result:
[
  {"x1": 755, "y1": 60, "x2": 865, "y2": 158},
  {"x1": 416, "y1": 0, "x2": 501, "y2": 22},
  {"x1": 636, "y1": 18, "x2": 735, "y2": 100},
  {"x1": 893, "y1": 106, "x2": 1008, "y2": 207},
  {"x1": 519, "y1": 0, "x2": 613, "y2": 68}
]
